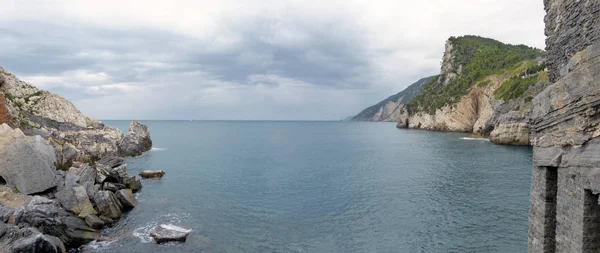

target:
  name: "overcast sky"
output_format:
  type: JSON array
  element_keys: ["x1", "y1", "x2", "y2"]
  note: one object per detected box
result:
[{"x1": 0, "y1": 0, "x2": 545, "y2": 120}]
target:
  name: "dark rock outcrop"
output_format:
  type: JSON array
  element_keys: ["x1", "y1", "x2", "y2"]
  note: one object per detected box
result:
[{"x1": 0, "y1": 223, "x2": 66, "y2": 253}]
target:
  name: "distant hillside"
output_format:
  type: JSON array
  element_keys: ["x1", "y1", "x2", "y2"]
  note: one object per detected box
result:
[
  {"x1": 396, "y1": 35, "x2": 548, "y2": 145},
  {"x1": 407, "y1": 35, "x2": 544, "y2": 114},
  {"x1": 352, "y1": 75, "x2": 436, "y2": 121}
]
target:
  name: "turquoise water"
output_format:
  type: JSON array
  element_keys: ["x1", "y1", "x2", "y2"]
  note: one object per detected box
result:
[{"x1": 89, "y1": 121, "x2": 532, "y2": 253}]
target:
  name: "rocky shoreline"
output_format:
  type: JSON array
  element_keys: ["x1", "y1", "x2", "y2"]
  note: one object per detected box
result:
[{"x1": 0, "y1": 68, "x2": 154, "y2": 252}]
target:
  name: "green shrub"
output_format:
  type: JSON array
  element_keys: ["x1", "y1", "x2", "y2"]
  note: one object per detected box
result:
[
  {"x1": 494, "y1": 75, "x2": 539, "y2": 101},
  {"x1": 408, "y1": 36, "x2": 543, "y2": 114}
]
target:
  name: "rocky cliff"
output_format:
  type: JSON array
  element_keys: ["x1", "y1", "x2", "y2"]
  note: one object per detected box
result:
[
  {"x1": 528, "y1": 0, "x2": 600, "y2": 252},
  {"x1": 352, "y1": 76, "x2": 436, "y2": 122},
  {"x1": 395, "y1": 36, "x2": 547, "y2": 145},
  {"x1": 0, "y1": 67, "x2": 152, "y2": 162}
]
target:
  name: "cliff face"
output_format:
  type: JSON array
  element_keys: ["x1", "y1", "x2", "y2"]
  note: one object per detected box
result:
[
  {"x1": 0, "y1": 67, "x2": 152, "y2": 162},
  {"x1": 528, "y1": 0, "x2": 600, "y2": 252},
  {"x1": 396, "y1": 36, "x2": 547, "y2": 145},
  {"x1": 352, "y1": 76, "x2": 435, "y2": 122}
]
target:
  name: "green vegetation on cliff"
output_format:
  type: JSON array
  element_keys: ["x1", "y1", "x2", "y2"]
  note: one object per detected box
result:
[
  {"x1": 352, "y1": 76, "x2": 436, "y2": 121},
  {"x1": 407, "y1": 36, "x2": 544, "y2": 114}
]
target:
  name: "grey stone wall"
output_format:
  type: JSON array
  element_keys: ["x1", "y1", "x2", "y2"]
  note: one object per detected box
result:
[
  {"x1": 529, "y1": 0, "x2": 600, "y2": 252},
  {"x1": 543, "y1": 0, "x2": 600, "y2": 83}
]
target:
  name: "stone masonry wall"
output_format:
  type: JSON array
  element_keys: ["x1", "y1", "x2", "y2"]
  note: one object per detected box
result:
[
  {"x1": 529, "y1": 0, "x2": 600, "y2": 252},
  {"x1": 543, "y1": 0, "x2": 600, "y2": 82}
]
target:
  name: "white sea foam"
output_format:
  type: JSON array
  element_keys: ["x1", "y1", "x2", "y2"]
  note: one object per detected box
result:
[
  {"x1": 160, "y1": 223, "x2": 193, "y2": 233},
  {"x1": 460, "y1": 137, "x2": 490, "y2": 141},
  {"x1": 133, "y1": 223, "x2": 156, "y2": 243},
  {"x1": 151, "y1": 147, "x2": 168, "y2": 151},
  {"x1": 85, "y1": 240, "x2": 116, "y2": 250}
]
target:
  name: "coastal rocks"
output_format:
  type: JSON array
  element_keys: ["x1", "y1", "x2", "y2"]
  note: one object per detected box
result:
[
  {"x1": 118, "y1": 120, "x2": 152, "y2": 157},
  {"x1": 0, "y1": 124, "x2": 57, "y2": 194},
  {"x1": 489, "y1": 122, "x2": 530, "y2": 145},
  {"x1": 489, "y1": 112, "x2": 531, "y2": 145},
  {"x1": 84, "y1": 215, "x2": 104, "y2": 229},
  {"x1": 92, "y1": 191, "x2": 123, "y2": 220},
  {"x1": 123, "y1": 176, "x2": 142, "y2": 192},
  {"x1": 150, "y1": 223, "x2": 192, "y2": 243},
  {"x1": 55, "y1": 186, "x2": 97, "y2": 218},
  {"x1": 52, "y1": 141, "x2": 80, "y2": 171},
  {"x1": 116, "y1": 189, "x2": 136, "y2": 209},
  {"x1": 0, "y1": 67, "x2": 153, "y2": 160},
  {"x1": 139, "y1": 170, "x2": 166, "y2": 179},
  {"x1": 21, "y1": 196, "x2": 100, "y2": 247},
  {"x1": 0, "y1": 223, "x2": 66, "y2": 253}
]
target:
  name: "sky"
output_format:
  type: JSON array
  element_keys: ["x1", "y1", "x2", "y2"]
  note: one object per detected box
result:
[{"x1": 0, "y1": 0, "x2": 546, "y2": 120}]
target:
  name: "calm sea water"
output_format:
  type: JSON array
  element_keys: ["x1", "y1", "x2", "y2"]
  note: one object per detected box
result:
[{"x1": 86, "y1": 121, "x2": 532, "y2": 253}]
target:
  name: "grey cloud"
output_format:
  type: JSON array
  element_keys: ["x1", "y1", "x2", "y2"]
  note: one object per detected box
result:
[{"x1": 0, "y1": 1, "x2": 546, "y2": 120}]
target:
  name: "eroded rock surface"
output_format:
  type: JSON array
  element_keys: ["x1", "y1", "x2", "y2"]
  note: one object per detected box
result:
[
  {"x1": 0, "y1": 67, "x2": 152, "y2": 159},
  {"x1": 0, "y1": 124, "x2": 57, "y2": 194},
  {"x1": 528, "y1": 1, "x2": 600, "y2": 252}
]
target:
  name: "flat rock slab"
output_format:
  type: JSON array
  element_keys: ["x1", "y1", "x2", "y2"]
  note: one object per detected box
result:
[
  {"x1": 150, "y1": 223, "x2": 192, "y2": 243},
  {"x1": 139, "y1": 170, "x2": 165, "y2": 179}
]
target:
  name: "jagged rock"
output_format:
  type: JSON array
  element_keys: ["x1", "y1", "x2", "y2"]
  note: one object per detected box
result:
[
  {"x1": 123, "y1": 176, "x2": 142, "y2": 192},
  {"x1": 116, "y1": 189, "x2": 136, "y2": 209},
  {"x1": 95, "y1": 164, "x2": 120, "y2": 184},
  {"x1": 55, "y1": 186, "x2": 97, "y2": 218},
  {"x1": 139, "y1": 170, "x2": 165, "y2": 179},
  {"x1": 64, "y1": 173, "x2": 80, "y2": 189},
  {"x1": 52, "y1": 141, "x2": 80, "y2": 170},
  {"x1": 0, "y1": 127, "x2": 57, "y2": 194},
  {"x1": 0, "y1": 223, "x2": 66, "y2": 253},
  {"x1": 118, "y1": 120, "x2": 152, "y2": 157},
  {"x1": 96, "y1": 156, "x2": 123, "y2": 168},
  {"x1": 1, "y1": 68, "x2": 153, "y2": 160},
  {"x1": 84, "y1": 215, "x2": 104, "y2": 229},
  {"x1": 92, "y1": 191, "x2": 122, "y2": 219},
  {"x1": 102, "y1": 182, "x2": 125, "y2": 192},
  {"x1": 22, "y1": 196, "x2": 100, "y2": 247},
  {"x1": 150, "y1": 224, "x2": 192, "y2": 243},
  {"x1": 113, "y1": 164, "x2": 129, "y2": 180},
  {"x1": 98, "y1": 216, "x2": 114, "y2": 225}
]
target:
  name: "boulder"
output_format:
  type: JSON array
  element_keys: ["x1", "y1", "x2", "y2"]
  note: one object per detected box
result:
[
  {"x1": 55, "y1": 186, "x2": 97, "y2": 218},
  {"x1": 22, "y1": 196, "x2": 100, "y2": 247},
  {"x1": 117, "y1": 120, "x2": 152, "y2": 157},
  {"x1": 0, "y1": 223, "x2": 66, "y2": 253},
  {"x1": 96, "y1": 156, "x2": 124, "y2": 169},
  {"x1": 0, "y1": 134, "x2": 57, "y2": 195},
  {"x1": 150, "y1": 223, "x2": 192, "y2": 243},
  {"x1": 84, "y1": 214, "x2": 104, "y2": 229},
  {"x1": 92, "y1": 191, "x2": 122, "y2": 219},
  {"x1": 102, "y1": 182, "x2": 125, "y2": 192},
  {"x1": 116, "y1": 189, "x2": 136, "y2": 209},
  {"x1": 52, "y1": 141, "x2": 80, "y2": 170},
  {"x1": 123, "y1": 176, "x2": 142, "y2": 192},
  {"x1": 139, "y1": 170, "x2": 165, "y2": 179},
  {"x1": 94, "y1": 164, "x2": 120, "y2": 184}
]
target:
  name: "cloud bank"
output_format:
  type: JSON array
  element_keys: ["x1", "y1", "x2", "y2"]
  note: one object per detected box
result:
[{"x1": 0, "y1": 0, "x2": 545, "y2": 120}]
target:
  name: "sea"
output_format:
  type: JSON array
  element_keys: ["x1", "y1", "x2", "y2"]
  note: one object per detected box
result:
[{"x1": 81, "y1": 120, "x2": 532, "y2": 253}]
